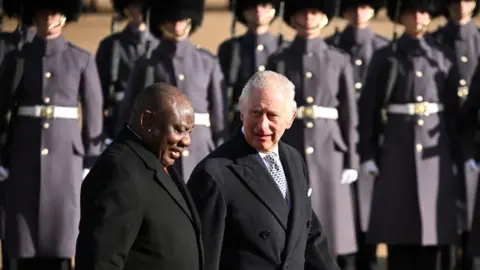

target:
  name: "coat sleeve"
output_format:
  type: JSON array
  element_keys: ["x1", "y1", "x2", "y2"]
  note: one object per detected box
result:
[
  {"x1": 75, "y1": 161, "x2": 143, "y2": 270},
  {"x1": 338, "y1": 54, "x2": 359, "y2": 170},
  {"x1": 302, "y1": 157, "x2": 340, "y2": 270},
  {"x1": 187, "y1": 167, "x2": 227, "y2": 270},
  {"x1": 80, "y1": 54, "x2": 104, "y2": 168},
  {"x1": 95, "y1": 39, "x2": 112, "y2": 112},
  {"x1": 208, "y1": 59, "x2": 228, "y2": 146}
]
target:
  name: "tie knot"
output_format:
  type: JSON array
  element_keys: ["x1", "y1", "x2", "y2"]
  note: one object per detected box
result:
[{"x1": 264, "y1": 153, "x2": 279, "y2": 169}]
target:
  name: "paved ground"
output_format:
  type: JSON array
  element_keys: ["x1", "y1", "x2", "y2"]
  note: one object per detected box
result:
[{"x1": 0, "y1": 2, "x2": 473, "y2": 268}]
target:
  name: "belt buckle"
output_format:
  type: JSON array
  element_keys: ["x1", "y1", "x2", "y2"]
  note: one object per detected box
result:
[
  {"x1": 303, "y1": 105, "x2": 315, "y2": 119},
  {"x1": 458, "y1": 86, "x2": 469, "y2": 98},
  {"x1": 40, "y1": 106, "x2": 54, "y2": 118},
  {"x1": 414, "y1": 102, "x2": 428, "y2": 116}
]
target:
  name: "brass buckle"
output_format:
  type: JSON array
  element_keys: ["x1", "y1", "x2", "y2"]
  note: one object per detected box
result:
[
  {"x1": 414, "y1": 102, "x2": 428, "y2": 115},
  {"x1": 303, "y1": 106, "x2": 315, "y2": 119},
  {"x1": 458, "y1": 86, "x2": 469, "y2": 98},
  {"x1": 40, "y1": 106, "x2": 54, "y2": 118}
]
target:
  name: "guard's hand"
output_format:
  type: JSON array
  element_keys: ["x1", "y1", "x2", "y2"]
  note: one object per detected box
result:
[
  {"x1": 0, "y1": 166, "x2": 9, "y2": 182},
  {"x1": 82, "y1": 168, "x2": 91, "y2": 180},
  {"x1": 341, "y1": 169, "x2": 358, "y2": 185},
  {"x1": 464, "y1": 159, "x2": 479, "y2": 173},
  {"x1": 361, "y1": 160, "x2": 379, "y2": 177}
]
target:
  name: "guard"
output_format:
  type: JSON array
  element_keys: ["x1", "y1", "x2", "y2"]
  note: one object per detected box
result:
[
  {"x1": 0, "y1": 0, "x2": 103, "y2": 269},
  {"x1": 358, "y1": 0, "x2": 460, "y2": 268},
  {"x1": 118, "y1": 0, "x2": 227, "y2": 183},
  {"x1": 326, "y1": 0, "x2": 388, "y2": 269},
  {"x1": 268, "y1": 0, "x2": 360, "y2": 267},
  {"x1": 218, "y1": 0, "x2": 288, "y2": 135},
  {"x1": 96, "y1": 0, "x2": 158, "y2": 141}
]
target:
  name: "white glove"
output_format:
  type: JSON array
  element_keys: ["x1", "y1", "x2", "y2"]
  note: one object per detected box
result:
[
  {"x1": 0, "y1": 166, "x2": 9, "y2": 181},
  {"x1": 341, "y1": 169, "x2": 358, "y2": 185},
  {"x1": 82, "y1": 168, "x2": 91, "y2": 180},
  {"x1": 361, "y1": 160, "x2": 379, "y2": 177},
  {"x1": 465, "y1": 159, "x2": 479, "y2": 173}
]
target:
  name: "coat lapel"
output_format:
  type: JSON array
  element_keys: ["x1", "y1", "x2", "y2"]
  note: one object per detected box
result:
[
  {"x1": 228, "y1": 134, "x2": 289, "y2": 230},
  {"x1": 121, "y1": 128, "x2": 193, "y2": 222},
  {"x1": 279, "y1": 142, "x2": 305, "y2": 259}
]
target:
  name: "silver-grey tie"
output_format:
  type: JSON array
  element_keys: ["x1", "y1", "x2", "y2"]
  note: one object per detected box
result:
[{"x1": 264, "y1": 153, "x2": 288, "y2": 198}]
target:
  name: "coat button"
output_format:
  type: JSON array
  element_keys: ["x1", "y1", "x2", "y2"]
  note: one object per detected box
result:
[
  {"x1": 45, "y1": 72, "x2": 51, "y2": 78},
  {"x1": 355, "y1": 59, "x2": 363, "y2": 66},
  {"x1": 307, "y1": 220, "x2": 312, "y2": 228},
  {"x1": 182, "y1": 150, "x2": 190, "y2": 157},
  {"x1": 416, "y1": 96, "x2": 423, "y2": 102},
  {"x1": 44, "y1": 97, "x2": 51, "y2": 104},
  {"x1": 41, "y1": 148, "x2": 49, "y2": 156},
  {"x1": 305, "y1": 121, "x2": 314, "y2": 128},
  {"x1": 417, "y1": 119, "x2": 424, "y2": 126},
  {"x1": 305, "y1": 147, "x2": 314, "y2": 155},
  {"x1": 259, "y1": 231, "x2": 270, "y2": 239},
  {"x1": 416, "y1": 144, "x2": 423, "y2": 152},
  {"x1": 460, "y1": 79, "x2": 467, "y2": 86},
  {"x1": 305, "y1": 72, "x2": 313, "y2": 79},
  {"x1": 461, "y1": 56, "x2": 468, "y2": 63},
  {"x1": 257, "y1": 65, "x2": 265, "y2": 71},
  {"x1": 415, "y1": 71, "x2": 423, "y2": 77},
  {"x1": 256, "y1": 44, "x2": 264, "y2": 51},
  {"x1": 43, "y1": 122, "x2": 50, "y2": 129},
  {"x1": 355, "y1": 82, "x2": 362, "y2": 89},
  {"x1": 178, "y1": 74, "x2": 185, "y2": 81},
  {"x1": 306, "y1": 96, "x2": 314, "y2": 103},
  {"x1": 307, "y1": 52, "x2": 313, "y2": 57}
]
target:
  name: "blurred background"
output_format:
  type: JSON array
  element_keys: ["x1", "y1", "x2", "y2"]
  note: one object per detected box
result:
[{"x1": 0, "y1": 0, "x2": 453, "y2": 54}]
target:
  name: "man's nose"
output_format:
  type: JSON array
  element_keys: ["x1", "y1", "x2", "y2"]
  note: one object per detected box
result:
[{"x1": 179, "y1": 133, "x2": 192, "y2": 148}]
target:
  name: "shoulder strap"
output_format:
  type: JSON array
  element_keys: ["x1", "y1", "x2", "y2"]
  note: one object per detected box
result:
[
  {"x1": 144, "y1": 40, "x2": 154, "y2": 87},
  {"x1": 227, "y1": 40, "x2": 241, "y2": 108},
  {"x1": 108, "y1": 40, "x2": 121, "y2": 99}
]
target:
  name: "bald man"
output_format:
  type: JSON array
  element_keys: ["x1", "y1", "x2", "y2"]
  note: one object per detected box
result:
[{"x1": 75, "y1": 83, "x2": 204, "y2": 270}]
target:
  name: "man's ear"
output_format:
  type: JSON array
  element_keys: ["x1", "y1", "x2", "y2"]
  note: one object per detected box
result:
[
  {"x1": 140, "y1": 110, "x2": 155, "y2": 130},
  {"x1": 286, "y1": 109, "x2": 297, "y2": 129}
]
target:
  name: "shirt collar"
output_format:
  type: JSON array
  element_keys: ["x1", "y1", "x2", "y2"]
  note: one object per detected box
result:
[{"x1": 241, "y1": 126, "x2": 279, "y2": 158}]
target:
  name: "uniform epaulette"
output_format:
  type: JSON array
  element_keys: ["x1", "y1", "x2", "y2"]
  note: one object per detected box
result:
[
  {"x1": 67, "y1": 42, "x2": 92, "y2": 57},
  {"x1": 196, "y1": 45, "x2": 216, "y2": 59}
]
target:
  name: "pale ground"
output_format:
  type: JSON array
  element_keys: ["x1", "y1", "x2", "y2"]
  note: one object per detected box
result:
[{"x1": 2, "y1": 0, "x2": 477, "y2": 266}]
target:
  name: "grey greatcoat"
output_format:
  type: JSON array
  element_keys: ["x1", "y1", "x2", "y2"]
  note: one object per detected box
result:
[
  {"x1": 327, "y1": 26, "x2": 389, "y2": 232},
  {"x1": 268, "y1": 36, "x2": 359, "y2": 255},
  {"x1": 217, "y1": 31, "x2": 287, "y2": 134},
  {"x1": 95, "y1": 25, "x2": 158, "y2": 138},
  {"x1": 430, "y1": 20, "x2": 480, "y2": 230},
  {"x1": 0, "y1": 36, "x2": 103, "y2": 257},
  {"x1": 119, "y1": 39, "x2": 228, "y2": 183},
  {"x1": 359, "y1": 34, "x2": 460, "y2": 245}
]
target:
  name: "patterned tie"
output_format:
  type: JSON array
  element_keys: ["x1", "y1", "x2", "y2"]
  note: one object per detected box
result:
[{"x1": 264, "y1": 153, "x2": 288, "y2": 198}]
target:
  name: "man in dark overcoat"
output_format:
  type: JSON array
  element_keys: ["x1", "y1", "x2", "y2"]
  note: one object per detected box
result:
[
  {"x1": 95, "y1": 0, "x2": 158, "y2": 140},
  {"x1": 325, "y1": 1, "x2": 388, "y2": 269},
  {"x1": 267, "y1": 0, "x2": 359, "y2": 267},
  {"x1": 0, "y1": 0, "x2": 103, "y2": 268},
  {"x1": 217, "y1": 0, "x2": 288, "y2": 135},
  {"x1": 76, "y1": 83, "x2": 203, "y2": 270},
  {"x1": 358, "y1": 0, "x2": 461, "y2": 268},
  {"x1": 187, "y1": 70, "x2": 340, "y2": 270},
  {"x1": 118, "y1": 0, "x2": 227, "y2": 183}
]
